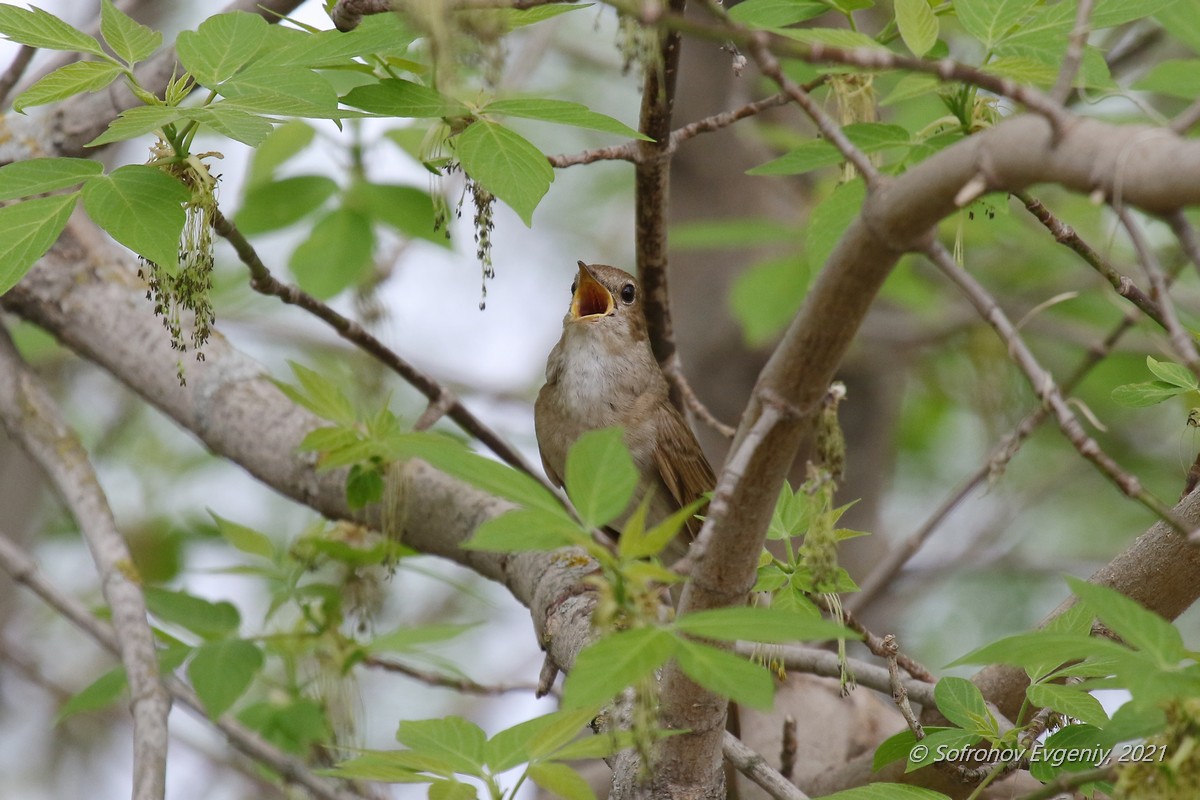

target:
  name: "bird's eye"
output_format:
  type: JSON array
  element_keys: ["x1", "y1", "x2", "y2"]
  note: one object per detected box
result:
[
  {"x1": 570, "y1": 280, "x2": 577, "y2": 295},
  {"x1": 620, "y1": 283, "x2": 636, "y2": 304}
]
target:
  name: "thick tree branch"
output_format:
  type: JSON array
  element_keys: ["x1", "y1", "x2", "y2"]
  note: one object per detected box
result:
[{"x1": 0, "y1": 327, "x2": 169, "y2": 800}]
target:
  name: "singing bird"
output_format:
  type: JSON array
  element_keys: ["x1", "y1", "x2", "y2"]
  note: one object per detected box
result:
[{"x1": 534, "y1": 261, "x2": 715, "y2": 550}]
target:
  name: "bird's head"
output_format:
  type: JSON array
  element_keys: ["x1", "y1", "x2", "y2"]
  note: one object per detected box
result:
[{"x1": 565, "y1": 261, "x2": 647, "y2": 343}]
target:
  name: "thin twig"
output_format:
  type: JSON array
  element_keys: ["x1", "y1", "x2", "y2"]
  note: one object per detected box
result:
[
  {"x1": 0, "y1": 44, "x2": 35, "y2": 109},
  {"x1": 1016, "y1": 765, "x2": 1115, "y2": 800},
  {"x1": 669, "y1": 91, "x2": 791, "y2": 148},
  {"x1": 924, "y1": 240, "x2": 1195, "y2": 535},
  {"x1": 818, "y1": 598, "x2": 936, "y2": 683},
  {"x1": 1016, "y1": 192, "x2": 1165, "y2": 327},
  {"x1": 1051, "y1": 0, "x2": 1094, "y2": 103},
  {"x1": 0, "y1": 530, "x2": 369, "y2": 800},
  {"x1": 1117, "y1": 205, "x2": 1200, "y2": 380},
  {"x1": 0, "y1": 327, "x2": 169, "y2": 800},
  {"x1": 722, "y1": 732, "x2": 810, "y2": 800},
  {"x1": 635, "y1": 0, "x2": 687, "y2": 411},
  {"x1": 212, "y1": 210, "x2": 547, "y2": 484},
  {"x1": 361, "y1": 655, "x2": 550, "y2": 696},
  {"x1": 779, "y1": 717, "x2": 798, "y2": 781},
  {"x1": 733, "y1": 642, "x2": 936, "y2": 707},
  {"x1": 662, "y1": 358, "x2": 735, "y2": 438},
  {"x1": 882, "y1": 634, "x2": 923, "y2": 739},
  {"x1": 547, "y1": 141, "x2": 638, "y2": 168}
]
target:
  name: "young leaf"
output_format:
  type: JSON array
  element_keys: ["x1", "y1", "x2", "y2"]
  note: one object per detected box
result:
[
  {"x1": 143, "y1": 587, "x2": 241, "y2": 639},
  {"x1": 895, "y1": 0, "x2": 938, "y2": 56},
  {"x1": 246, "y1": 121, "x2": 315, "y2": 188},
  {"x1": 175, "y1": 11, "x2": 269, "y2": 86},
  {"x1": 619, "y1": 496, "x2": 705, "y2": 559},
  {"x1": 562, "y1": 627, "x2": 676, "y2": 709},
  {"x1": 368, "y1": 623, "x2": 476, "y2": 654},
  {"x1": 429, "y1": 779, "x2": 478, "y2": 800},
  {"x1": 217, "y1": 65, "x2": 341, "y2": 119},
  {"x1": 324, "y1": 752, "x2": 434, "y2": 782},
  {"x1": 395, "y1": 717, "x2": 487, "y2": 777},
  {"x1": 527, "y1": 762, "x2": 597, "y2": 800},
  {"x1": 100, "y1": 0, "x2": 160, "y2": 64},
  {"x1": 0, "y1": 157, "x2": 103, "y2": 201},
  {"x1": 728, "y1": 0, "x2": 829, "y2": 28},
  {"x1": 905, "y1": 728, "x2": 981, "y2": 773},
  {"x1": 1110, "y1": 380, "x2": 1188, "y2": 407},
  {"x1": 948, "y1": 630, "x2": 1132, "y2": 670},
  {"x1": 182, "y1": 106, "x2": 275, "y2": 148},
  {"x1": 289, "y1": 207, "x2": 374, "y2": 299},
  {"x1": 455, "y1": 120, "x2": 554, "y2": 227},
  {"x1": 0, "y1": 5, "x2": 105, "y2": 55},
  {"x1": 461, "y1": 508, "x2": 587, "y2": 553},
  {"x1": 210, "y1": 512, "x2": 275, "y2": 560},
  {"x1": 188, "y1": 639, "x2": 264, "y2": 717},
  {"x1": 483, "y1": 98, "x2": 649, "y2": 140},
  {"x1": 673, "y1": 606, "x2": 858, "y2": 643},
  {"x1": 672, "y1": 638, "x2": 775, "y2": 709},
  {"x1": 235, "y1": 175, "x2": 339, "y2": 235},
  {"x1": 563, "y1": 427, "x2": 639, "y2": 529},
  {"x1": 0, "y1": 192, "x2": 79, "y2": 296},
  {"x1": 342, "y1": 78, "x2": 469, "y2": 118},
  {"x1": 81, "y1": 165, "x2": 189, "y2": 272},
  {"x1": 56, "y1": 665, "x2": 129, "y2": 721},
  {"x1": 12, "y1": 61, "x2": 123, "y2": 113},
  {"x1": 955, "y1": 0, "x2": 1040, "y2": 49},
  {"x1": 934, "y1": 676, "x2": 996, "y2": 736},
  {"x1": 1026, "y1": 683, "x2": 1108, "y2": 727},
  {"x1": 1146, "y1": 356, "x2": 1198, "y2": 389},
  {"x1": 280, "y1": 361, "x2": 357, "y2": 425},
  {"x1": 86, "y1": 105, "x2": 184, "y2": 147},
  {"x1": 807, "y1": 179, "x2": 867, "y2": 270},
  {"x1": 870, "y1": 727, "x2": 952, "y2": 771},
  {"x1": 485, "y1": 709, "x2": 596, "y2": 772},
  {"x1": 748, "y1": 125, "x2": 909, "y2": 176},
  {"x1": 1066, "y1": 576, "x2": 1186, "y2": 667}
]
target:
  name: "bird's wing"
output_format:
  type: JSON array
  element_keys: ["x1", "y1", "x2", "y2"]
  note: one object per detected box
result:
[
  {"x1": 651, "y1": 402, "x2": 716, "y2": 537},
  {"x1": 533, "y1": 385, "x2": 565, "y2": 489}
]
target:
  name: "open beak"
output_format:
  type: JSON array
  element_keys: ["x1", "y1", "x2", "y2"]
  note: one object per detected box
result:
[{"x1": 570, "y1": 261, "x2": 614, "y2": 321}]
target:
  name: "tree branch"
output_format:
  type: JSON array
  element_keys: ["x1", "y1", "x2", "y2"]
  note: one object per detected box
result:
[
  {"x1": 0, "y1": 327, "x2": 169, "y2": 800},
  {"x1": 0, "y1": 44, "x2": 35, "y2": 109},
  {"x1": 1050, "y1": 0, "x2": 1094, "y2": 103},
  {"x1": 722, "y1": 732, "x2": 809, "y2": 800}
]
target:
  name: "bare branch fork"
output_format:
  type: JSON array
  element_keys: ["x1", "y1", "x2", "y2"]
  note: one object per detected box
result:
[{"x1": 0, "y1": 327, "x2": 169, "y2": 800}]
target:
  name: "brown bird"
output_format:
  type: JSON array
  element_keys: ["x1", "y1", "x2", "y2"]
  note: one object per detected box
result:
[{"x1": 535, "y1": 261, "x2": 715, "y2": 549}]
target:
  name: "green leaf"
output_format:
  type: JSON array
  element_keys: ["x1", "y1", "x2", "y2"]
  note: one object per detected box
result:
[
  {"x1": 619, "y1": 497, "x2": 706, "y2": 559},
  {"x1": 346, "y1": 181, "x2": 443, "y2": 244},
  {"x1": 1146, "y1": 356, "x2": 1198, "y2": 389},
  {"x1": 239, "y1": 698, "x2": 332, "y2": 755},
  {"x1": 81, "y1": 165, "x2": 189, "y2": 272},
  {"x1": 0, "y1": 4, "x2": 104, "y2": 55},
  {"x1": 0, "y1": 158, "x2": 102, "y2": 201},
  {"x1": 1066, "y1": 576, "x2": 1186, "y2": 667},
  {"x1": 1156, "y1": 3, "x2": 1200, "y2": 53},
  {"x1": 369, "y1": 623, "x2": 476, "y2": 654},
  {"x1": 673, "y1": 637, "x2": 775, "y2": 709},
  {"x1": 0, "y1": 193, "x2": 78, "y2": 296},
  {"x1": 502, "y1": 2, "x2": 594, "y2": 26},
  {"x1": 218, "y1": 65, "x2": 341, "y2": 119},
  {"x1": 175, "y1": 11, "x2": 269, "y2": 86},
  {"x1": 290, "y1": 208, "x2": 375, "y2": 299},
  {"x1": 934, "y1": 677, "x2": 995, "y2": 736},
  {"x1": 455, "y1": 120, "x2": 554, "y2": 226},
  {"x1": 955, "y1": 0, "x2": 1040, "y2": 49},
  {"x1": 462, "y1": 508, "x2": 588, "y2": 553},
  {"x1": 748, "y1": 123, "x2": 910, "y2": 176},
  {"x1": 564, "y1": 427, "x2": 639, "y2": 529},
  {"x1": 807, "y1": 179, "x2": 866, "y2": 270},
  {"x1": 1092, "y1": 0, "x2": 1183, "y2": 28},
  {"x1": 527, "y1": 762, "x2": 597, "y2": 800},
  {"x1": 871, "y1": 727, "x2": 952, "y2": 771},
  {"x1": 100, "y1": 0, "x2": 160, "y2": 63},
  {"x1": 730, "y1": 255, "x2": 809, "y2": 346},
  {"x1": 347, "y1": 463, "x2": 384, "y2": 509},
  {"x1": 342, "y1": 78, "x2": 469, "y2": 118},
  {"x1": 396, "y1": 717, "x2": 487, "y2": 777},
  {"x1": 210, "y1": 512, "x2": 275, "y2": 560},
  {"x1": 673, "y1": 606, "x2": 857, "y2": 643},
  {"x1": 57, "y1": 664, "x2": 129, "y2": 721},
  {"x1": 430, "y1": 779, "x2": 478, "y2": 800},
  {"x1": 235, "y1": 175, "x2": 338, "y2": 235},
  {"x1": 12, "y1": 60, "x2": 123, "y2": 113},
  {"x1": 483, "y1": 98, "x2": 649, "y2": 140},
  {"x1": 948, "y1": 631, "x2": 1133, "y2": 670},
  {"x1": 247, "y1": 121, "x2": 315, "y2": 188},
  {"x1": 563, "y1": 627, "x2": 676, "y2": 709},
  {"x1": 775, "y1": 27, "x2": 887, "y2": 49},
  {"x1": 86, "y1": 105, "x2": 184, "y2": 147},
  {"x1": 486, "y1": 709, "x2": 596, "y2": 772},
  {"x1": 895, "y1": 0, "x2": 938, "y2": 56},
  {"x1": 1134, "y1": 59, "x2": 1200, "y2": 98},
  {"x1": 188, "y1": 639, "x2": 264, "y2": 718},
  {"x1": 256, "y1": 13, "x2": 415, "y2": 68},
  {"x1": 182, "y1": 106, "x2": 275, "y2": 147},
  {"x1": 393, "y1": 436, "x2": 568, "y2": 520},
  {"x1": 280, "y1": 362, "x2": 357, "y2": 425},
  {"x1": 325, "y1": 752, "x2": 435, "y2": 782},
  {"x1": 144, "y1": 586, "x2": 241, "y2": 639},
  {"x1": 980, "y1": 55, "x2": 1058, "y2": 86},
  {"x1": 1026, "y1": 683, "x2": 1108, "y2": 727},
  {"x1": 881, "y1": 74, "x2": 941, "y2": 106},
  {"x1": 728, "y1": 0, "x2": 830, "y2": 28},
  {"x1": 1111, "y1": 380, "x2": 1188, "y2": 407},
  {"x1": 905, "y1": 728, "x2": 981, "y2": 773}
]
